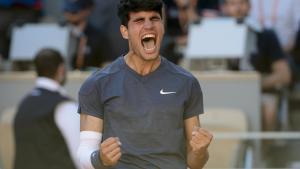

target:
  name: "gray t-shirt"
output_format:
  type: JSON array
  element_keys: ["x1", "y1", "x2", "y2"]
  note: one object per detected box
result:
[{"x1": 78, "y1": 56, "x2": 203, "y2": 169}]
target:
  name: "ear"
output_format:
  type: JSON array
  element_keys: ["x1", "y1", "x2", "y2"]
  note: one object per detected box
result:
[
  {"x1": 55, "y1": 63, "x2": 65, "y2": 84},
  {"x1": 120, "y1": 25, "x2": 129, "y2": 39}
]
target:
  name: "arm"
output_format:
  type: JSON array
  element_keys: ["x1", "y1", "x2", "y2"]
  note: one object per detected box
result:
[
  {"x1": 55, "y1": 101, "x2": 80, "y2": 169},
  {"x1": 262, "y1": 59, "x2": 291, "y2": 90},
  {"x1": 78, "y1": 76, "x2": 121, "y2": 168},
  {"x1": 185, "y1": 116, "x2": 213, "y2": 169},
  {"x1": 78, "y1": 114, "x2": 121, "y2": 168},
  {"x1": 80, "y1": 113, "x2": 103, "y2": 132}
]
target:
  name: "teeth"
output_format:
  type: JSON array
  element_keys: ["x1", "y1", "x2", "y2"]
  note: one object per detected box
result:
[
  {"x1": 144, "y1": 46, "x2": 156, "y2": 51},
  {"x1": 142, "y1": 34, "x2": 155, "y2": 40}
]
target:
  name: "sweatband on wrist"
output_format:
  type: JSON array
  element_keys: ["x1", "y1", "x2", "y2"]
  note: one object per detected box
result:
[
  {"x1": 77, "y1": 131, "x2": 102, "y2": 169},
  {"x1": 91, "y1": 150, "x2": 110, "y2": 169}
]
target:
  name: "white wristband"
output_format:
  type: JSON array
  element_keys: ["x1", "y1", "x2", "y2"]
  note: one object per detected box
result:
[{"x1": 77, "y1": 131, "x2": 102, "y2": 169}]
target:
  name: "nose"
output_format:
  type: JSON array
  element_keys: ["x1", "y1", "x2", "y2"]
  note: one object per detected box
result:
[{"x1": 144, "y1": 19, "x2": 153, "y2": 29}]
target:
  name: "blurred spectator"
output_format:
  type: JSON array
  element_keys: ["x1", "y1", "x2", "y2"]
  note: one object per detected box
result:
[
  {"x1": 248, "y1": 0, "x2": 300, "y2": 82},
  {"x1": 63, "y1": 0, "x2": 109, "y2": 70},
  {"x1": 161, "y1": 0, "x2": 221, "y2": 64},
  {"x1": 42, "y1": 0, "x2": 64, "y2": 22},
  {"x1": 162, "y1": 0, "x2": 200, "y2": 64},
  {"x1": 248, "y1": 0, "x2": 300, "y2": 52},
  {"x1": 222, "y1": 0, "x2": 292, "y2": 130},
  {"x1": 0, "y1": 0, "x2": 42, "y2": 60},
  {"x1": 294, "y1": 25, "x2": 300, "y2": 64},
  {"x1": 197, "y1": 0, "x2": 220, "y2": 17},
  {"x1": 89, "y1": 0, "x2": 128, "y2": 62},
  {"x1": 13, "y1": 48, "x2": 80, "y2": 169}
]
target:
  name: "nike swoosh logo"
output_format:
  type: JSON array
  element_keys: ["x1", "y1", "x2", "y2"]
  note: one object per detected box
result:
[{"x1": 160, "y1": 89, "x2": 176, "y2": 95}]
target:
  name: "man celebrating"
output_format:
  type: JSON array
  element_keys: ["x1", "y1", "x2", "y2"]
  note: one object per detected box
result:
[{"x1": 77, "y1": 0, "x2": 213, "y2": 169}]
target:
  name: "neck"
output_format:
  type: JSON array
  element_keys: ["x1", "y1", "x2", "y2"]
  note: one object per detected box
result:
[{"x1": 124, "y1": 52, "x2": 161, "y2": 76}]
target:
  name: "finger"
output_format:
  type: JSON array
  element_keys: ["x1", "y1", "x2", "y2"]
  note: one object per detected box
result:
[
  {"x1": 102, "y1": 142, "x2": 121, "y2": 154},
  {"x1": 189, "y1": 140, "x2": 198, "y2": 151},
  {"x1": 192, "y1": 135, "x2": 212, "y2": 146},
  {"x1": 192, "y1": 129, "x2": 213, "y2": 140},
  {"x1": 191, "y1": 133, "x2": 212, "y2": 147},
  {"x1": 193, "y1": 132, "x2": 211, "y2": 141},
  {"x1": 101, "y1": 137, "x2": 118, "y2": 147},
  {"x1": 192, "y1": 131, "x2": 207, "y2": 141},
  {"x1": 190, "y1": 135, "x2": 211, "y2": 148},
  {"x1": 198, "y1": 128, "x2": 213, "y2": 137},
  {"x1": 101, "y1": 137, "x2": 122, "y2": 149},
  {"x1": 111, "y1": 152, "x2": 122, "y2": 162},
  {"x1": 115, "y1": 137, "x2": 122, "y2": 145},
  {"x1": 107, "y1": 146, "x2": 121, "y2": 158},
  {"x1": 192, "y1": 128, "x2": 210, "y2": 136}
]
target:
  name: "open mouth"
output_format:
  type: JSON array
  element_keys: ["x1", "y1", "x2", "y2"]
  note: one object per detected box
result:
[{"x1": 141, "y1": 34, "x2": 156, "y2": 52}]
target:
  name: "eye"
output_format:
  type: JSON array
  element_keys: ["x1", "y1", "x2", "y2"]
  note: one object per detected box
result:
[
  {"x1": 151, "y1": 16, "x2": 161, "y2": 21},
  {"x1": 134, "y1": 18, "x2": 144, "y2": 24}
]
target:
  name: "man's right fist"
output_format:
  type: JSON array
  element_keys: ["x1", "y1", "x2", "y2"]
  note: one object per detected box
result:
[{"x1": 100, "y1": 137, "x2": 122, "y2": 167}]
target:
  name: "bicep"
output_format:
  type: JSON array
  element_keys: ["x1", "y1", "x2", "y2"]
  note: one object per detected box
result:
[{"x1": 80, "y1": 113, "x2": 103, "y2": 132}]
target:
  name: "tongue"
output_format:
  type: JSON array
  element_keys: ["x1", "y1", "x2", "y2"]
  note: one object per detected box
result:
[{"x1": 143, "y1": 39, "x2": 155, "y2": 50}]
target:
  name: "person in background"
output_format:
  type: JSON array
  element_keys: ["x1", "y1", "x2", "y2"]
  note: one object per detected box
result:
[
  {"x1": 162, "y1": 0, "x2": 200, "y2": 64},
  {"x1": 63, "y1": 0, "x2": 108, "y2": 70},
  {"x1": 222, "y1": 0, "x2": 292, "y2": 130},
  {"x1": 248, "y1": 0, "x2": 300, "y2": 83},
  {"x1": 77, "y1": 0, "x2": 213, "y2": 168},
  {"x1": 0, "y1": 0, "x2": 42, "y2": 66},
  {"x1": 88, "y1": 0, "x2": 128, "y2": 64},
  {"x1": 161, "y1": 0, "x2": 221, "y2": 64},
  {"x1": 248, "y1": 0, "x2": 300, "y2": 53},
  {"x1": 13, "y1": 48, "x2": 80, "y2": 169}
]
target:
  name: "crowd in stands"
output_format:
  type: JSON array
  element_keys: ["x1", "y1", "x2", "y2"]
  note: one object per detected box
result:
[{"x1": 1, "y1": 0, "x2": 299, "y2": 74}]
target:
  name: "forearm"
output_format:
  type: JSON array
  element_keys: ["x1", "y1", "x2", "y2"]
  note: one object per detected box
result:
[
  {"x1": 77, "y1": 131, "x2": 102, "y2": 169},
  {"x1": 78, "y1": 114, "x2": 103, "y2": 169},
  {"x1": 187, "y1": 150, "x2": 209, "y2": 169},
  {"x1": 262, "y1": 70, "x2": 291, "y2": 90},
  {"x1": 262, "y1": 60, "x2": 292, "y2": 90}
]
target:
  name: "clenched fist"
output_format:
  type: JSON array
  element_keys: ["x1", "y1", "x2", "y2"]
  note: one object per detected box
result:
[
  {"x1": 190, "y1": 127, "x2": 213, "y2": 155},
  {"x1": 100, "y1": 137, "x2": 122, "y2": 167}
]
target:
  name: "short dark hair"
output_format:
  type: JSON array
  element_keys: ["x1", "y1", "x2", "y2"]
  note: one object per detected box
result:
[
  {"x1": 63, "y1": 0, "x2": 94, "y2": 13},
  {"x1": 222, "y1": 0, "x2": 249, "y2": 4},
  {"x1": 34, "y1": 48, "x2": 64, "y2": 79},
  {"x1": 117, "y1": 0, "x2": 164, "y2": 26}
]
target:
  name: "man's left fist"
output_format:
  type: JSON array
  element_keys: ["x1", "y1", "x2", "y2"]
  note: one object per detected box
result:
[{"x1": 190, "y1": 126, "x2": 213, "y2": 154}]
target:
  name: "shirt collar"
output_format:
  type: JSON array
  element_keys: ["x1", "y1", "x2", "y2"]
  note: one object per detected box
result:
[{"x1": 35, "y1": 77, "x2": 67, "y2": 96}]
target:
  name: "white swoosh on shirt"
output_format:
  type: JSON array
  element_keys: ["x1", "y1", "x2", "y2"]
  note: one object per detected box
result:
[{"x1": 160, "y1": 89, "x2": 176, "y2": 95}]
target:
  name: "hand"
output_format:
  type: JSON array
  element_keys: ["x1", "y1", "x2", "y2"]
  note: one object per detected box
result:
[
  {"x1": 190, "y1": 127, "x2": 213, "y2": 155},
  {"x1": 100, "y1": 137, "x2": 122, "y2": 166}
]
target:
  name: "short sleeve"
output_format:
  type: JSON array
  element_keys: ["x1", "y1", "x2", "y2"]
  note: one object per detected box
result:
[
  {"x1": 261, "y1": 30, "x2": 285, "y2": 62},
  {"x1": 184, "y1": 77, "x2": 204, "y2": 119},
  {"x1": 78, "y1": 78, "x2": 104, "y2": 119}
]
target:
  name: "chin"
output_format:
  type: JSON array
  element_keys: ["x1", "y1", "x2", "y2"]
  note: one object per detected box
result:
[{"x1": 142, "y1": 52, "x2": 160, "y2": 61}]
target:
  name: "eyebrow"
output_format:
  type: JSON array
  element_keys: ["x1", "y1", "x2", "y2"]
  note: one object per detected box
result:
[
  {"x1": 132, "y1": 14, "x2": 161, "y2": 21},
  {"x1": 132, "y1": 17, "x2": 144, "y2": 22}
]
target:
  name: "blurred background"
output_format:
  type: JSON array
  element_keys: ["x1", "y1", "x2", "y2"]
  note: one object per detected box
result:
[{"x1": 0, "y1": 0, "x2": 300, "y2": 168}]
